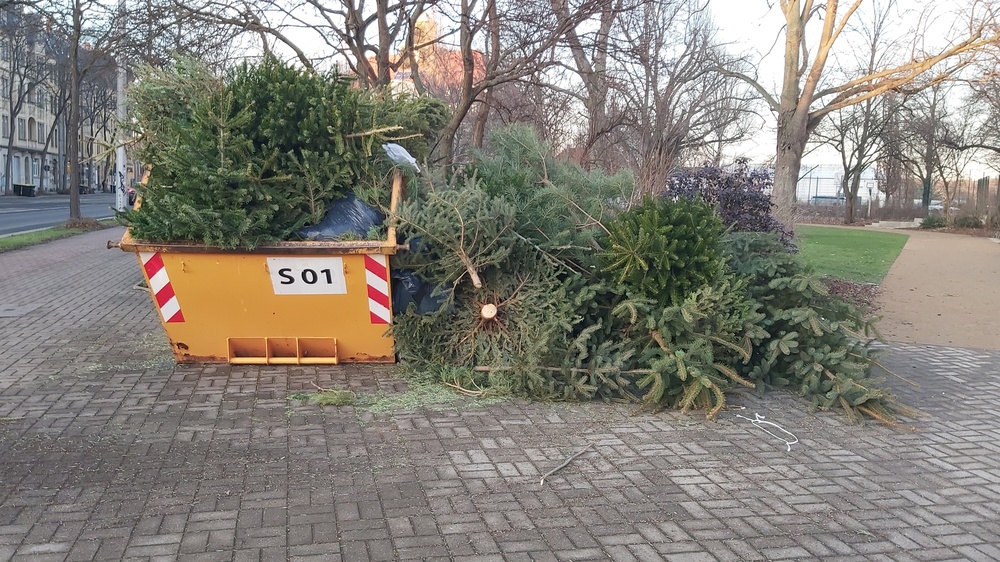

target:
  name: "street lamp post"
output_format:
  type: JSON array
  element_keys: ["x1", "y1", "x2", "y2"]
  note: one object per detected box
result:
[{"x1": 113, "y1": 0, "x2": 127, "y2": 212}]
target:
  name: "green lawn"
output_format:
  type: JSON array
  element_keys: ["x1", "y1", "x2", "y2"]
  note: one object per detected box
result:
[
  {"x1": 0, "y1": 220, "x2": 117, "y2": 253},
  {"x1": 795, "y1": 225, "x2": 909, "y2": 284}
]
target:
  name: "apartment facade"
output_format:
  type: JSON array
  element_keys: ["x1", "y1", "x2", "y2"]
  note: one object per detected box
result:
[{"x1": 1, "y1": 6, "x2": 119, "y2": 196}]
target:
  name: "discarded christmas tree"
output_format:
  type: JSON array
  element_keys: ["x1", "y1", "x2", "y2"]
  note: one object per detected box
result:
[
  {"x1": 392, "y1": 125, "x2": 908, "y2": 424},
  {"x1": 120, "y1": 57, "x2": 449, "y2": 248}
]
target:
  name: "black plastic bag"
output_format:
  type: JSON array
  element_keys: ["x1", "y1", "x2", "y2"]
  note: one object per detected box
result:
[
  {"x1": 298, "y1": 193, "x2": 385, "y2": 240},
  {"x1": 391, "y1": 269, "x2": 451, "y2": 315}
]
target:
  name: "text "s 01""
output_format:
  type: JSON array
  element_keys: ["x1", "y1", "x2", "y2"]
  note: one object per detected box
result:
[{"x1": 267, "y1": 257, "x2": 348, "y2": 295}]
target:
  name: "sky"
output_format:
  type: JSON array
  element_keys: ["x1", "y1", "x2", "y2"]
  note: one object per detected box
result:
[
  {"x1": 706, "y1": 0, "x2": 994, "y2": 178},
  {"x1": 707, "y1": 1, "x2": 786, "y2": 163}
]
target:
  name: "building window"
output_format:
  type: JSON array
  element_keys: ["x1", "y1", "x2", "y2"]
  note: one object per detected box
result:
[
  {"x1": 35, "y1": 87, "x2": 44, "y2": 106},
  {"x1": 0, "y1": 44, "x2": 9, "y2": 61},
  {"x1": 17, "y1": 118, "x2": 25, "y2": 140},
  {"x1": 37, "y1": 122, "x2": 44, "y2": 143},
  {"x1": 31, "y1": 158, "x2": 39, "y2": 178},
  {"x1": 1, "y1": 77, "x2": 7, "y2": 93},
  {"x1": 27, "y1": 118, "x2": 35, "y2": 142},
  {"x1": 2, "y1": 116, "x2": 7, "y2": 138}
]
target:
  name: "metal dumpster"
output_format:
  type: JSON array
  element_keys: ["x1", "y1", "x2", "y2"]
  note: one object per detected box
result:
[{"x1": 114, "y1": 173, "x2": 406, "y2": 364}]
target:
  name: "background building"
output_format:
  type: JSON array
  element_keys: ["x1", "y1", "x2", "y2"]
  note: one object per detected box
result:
[{"x1": 1, "y1": 5, "x2": 126, "y2": 196}]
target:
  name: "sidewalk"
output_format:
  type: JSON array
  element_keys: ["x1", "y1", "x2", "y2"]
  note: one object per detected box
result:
[
  {"x1": 877, "y1": 228, "x2": 1000, "y2": 350},
  {"x1": 1, "y1": 229, "x2": 1000, "y2": 561}
]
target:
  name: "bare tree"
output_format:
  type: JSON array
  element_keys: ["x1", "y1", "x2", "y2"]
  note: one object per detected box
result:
[
  {"x1": 942, "y1": 55, "x2": 1000, "y2": 168},
  {"x1": 551, "y1": 0, "x2": 634, "y2": 168},
  {"x1": 812, "y1": 0, "x2": 902, "y2": 223},
  {"x1": 1, "y1": 6, "x2": 52, "y2": 195},
  {"x1": 875, "y1": 92, "x2": 905, "y2": 209},
  {"x1": 615, "y1": 1, "x2": 756, "y2": 197},
  {"x1": 23, "y1": 0, "x2": 127, "y2": 217},
  {"x1": 126, "y1": 0, "x2": 251, "y2": 68},
  {"x1": 933, "y1": 101, "x2": 979, "y2": 216},
  {"x1": 724, "y1": 0, "x2": 998, "y2": 225},
  {"x1": 78, "y1": 59, "x2": 114, "y2": 190},
  {"x1": 889, "y1": 84, "x2": 953, "y2": 213},
  {"x1": 814, "y1": 103, "x2": 880, "y2": 222},
  {"x1": 484, "y1": 74, "x2": 580, "y2": 153},
  {"x1": 421, "y1": 0, "x2": 606, "y2": 163},
  {"x1": 174, "y1": 0, "x2": 430, "y2": 82},
  {"x1": 875, "y1": 153, "x2": 904, "y2": 209}
]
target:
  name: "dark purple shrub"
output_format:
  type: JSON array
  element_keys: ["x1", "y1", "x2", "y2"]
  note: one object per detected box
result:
[{"x1": 661, "y1": 159, "x2": 795, "y2": 249}]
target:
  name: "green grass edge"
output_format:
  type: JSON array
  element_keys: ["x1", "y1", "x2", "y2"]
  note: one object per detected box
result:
[
  {"x1": 0, "y1": 219, "x2": 119, "y2": 254},
  {"x1": 795, "y1": 225, "x2": 909, "y2": 284}
]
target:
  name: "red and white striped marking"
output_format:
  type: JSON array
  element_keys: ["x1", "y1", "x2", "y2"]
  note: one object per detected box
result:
[
  {"x1": 365, "y1": 254, "x2": 391, "y2": 325},
  {"x1": 140, "y1": 252, "x2": 185, "y2": 323}
]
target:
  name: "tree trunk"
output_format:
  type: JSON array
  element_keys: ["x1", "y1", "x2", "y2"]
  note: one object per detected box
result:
[
  {"x1": 941, "y1": 179, "x2": 953, "y2": 219},
  {"x1": 68, "y1": 0, "x2": 81, "y2": 219},
  {"x1": 439, "y1": 91, "x2": 478, "y2": 163},
  {"x1": 636, "y1": 136, "x2": 681, "y2": 200},
  {"x1": 843, "y1": 172, "x2": 862, "y2": 223},
  {"x1": 471, "y1": 93, "x2": 490, "y2": 149},
  {"x1": 773, "y1": 115, "x2": 806, "y2": 227},
  {"x1": 3, "y1": 137, "x2": 12, "y2": 196},
  {"x1": 39, "y1": 148, "x2": 48, "y2": 193},
  {"x1": 471, "y1": 0, "x2": 499, "y2": 151},
  {"x1": 436, "y1": 0, "x2": 477, "y2": 165},
  {"x1": 438, "y1": 109, "x2": 468, "y2": 165}
]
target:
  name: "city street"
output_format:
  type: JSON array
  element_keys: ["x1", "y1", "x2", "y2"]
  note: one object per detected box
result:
[{"x1": 0, "y1": 193, "x2": 120, "y2": 236}]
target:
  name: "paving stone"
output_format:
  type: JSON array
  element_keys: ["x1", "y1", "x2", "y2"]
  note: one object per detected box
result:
[{"x1": 3, "y1": 229, "x2": 1000, "y2": 560}]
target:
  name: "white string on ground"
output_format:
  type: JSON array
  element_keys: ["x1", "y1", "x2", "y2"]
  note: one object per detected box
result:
[{"x1": 736, "y1": 413, "x2": 799, "y2": 452}]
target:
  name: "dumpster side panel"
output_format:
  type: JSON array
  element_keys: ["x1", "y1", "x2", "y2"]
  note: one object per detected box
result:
[{"x1": 137, "y1": 251, "x2": 394, "y2": 363}]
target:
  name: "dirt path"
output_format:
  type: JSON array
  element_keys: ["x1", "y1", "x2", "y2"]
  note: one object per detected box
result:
[{"x1": 876, "y1": 228, "x2": 1000, "y2": 350}]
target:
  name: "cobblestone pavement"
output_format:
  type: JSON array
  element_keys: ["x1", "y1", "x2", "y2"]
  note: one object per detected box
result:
[{"x1": 1, "y1": 229, "x2": 999, "y2": 561}]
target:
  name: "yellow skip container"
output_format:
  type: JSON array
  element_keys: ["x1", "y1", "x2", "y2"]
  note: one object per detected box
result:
[{"x1": 113, "y1": 173, "x2": 406, "y2": 364}]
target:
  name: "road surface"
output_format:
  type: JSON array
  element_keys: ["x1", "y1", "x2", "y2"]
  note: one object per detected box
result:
[{"x1": 0, "y1": 193, "x2": 119, "y2": 236}]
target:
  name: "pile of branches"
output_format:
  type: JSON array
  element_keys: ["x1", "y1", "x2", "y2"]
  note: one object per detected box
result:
[
  {"x1": 119, "y1": 57, "x2": 448, "y2": 249},
  {"x1": 393, "y1": 126, "x2": 909, "y2": 423}
]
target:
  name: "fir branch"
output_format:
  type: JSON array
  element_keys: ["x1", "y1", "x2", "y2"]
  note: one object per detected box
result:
[
  {"x1": 712, "y1": 363, "x2": 755, "y2": 388},
  {"x1": 343, "y1": 125, "x2": 404, "y2": 139},
  {"x1": 868, "y1": 358, "x2": 920, "y2": 388}
]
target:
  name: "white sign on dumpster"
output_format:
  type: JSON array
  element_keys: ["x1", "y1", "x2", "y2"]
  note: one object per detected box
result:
[{"x1": 267, "y1": 257, "x2": 348, "y2": 295}]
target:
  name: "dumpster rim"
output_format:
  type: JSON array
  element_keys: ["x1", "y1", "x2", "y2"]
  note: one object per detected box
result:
[
  {"x1": 116, "y1": 171, "x2": 407, "y2": 255},
  {"x1": 116, "y1": 229, "x2": 404, "y2": 255}
]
